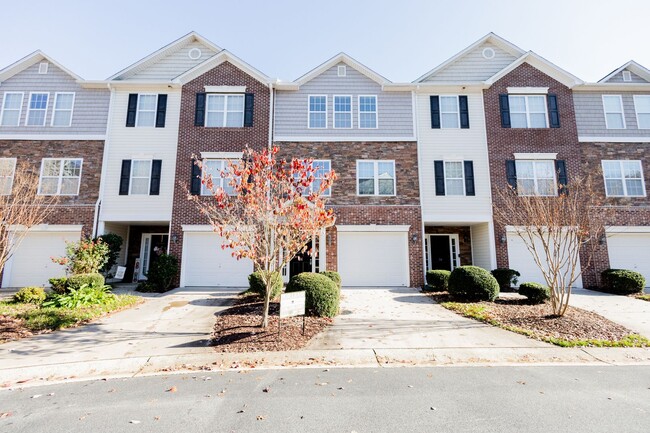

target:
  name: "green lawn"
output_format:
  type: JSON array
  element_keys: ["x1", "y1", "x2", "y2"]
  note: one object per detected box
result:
[{"x1": 637, "y1": 294, "x2": 650, "y2": 302}]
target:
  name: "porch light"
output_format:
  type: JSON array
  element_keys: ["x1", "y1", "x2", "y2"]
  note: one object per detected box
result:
[
  {"x1": 171, "y1": 234, "x2": 178, "y2": 244},
  {"x1": 411, "y1": 234, "x2": 418, "y2": 242},
  {"x1": 500, "y1": 235, "x2": 506, "y2": 244}
]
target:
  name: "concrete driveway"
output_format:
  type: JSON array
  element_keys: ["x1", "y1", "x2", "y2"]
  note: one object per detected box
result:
[{"x1": 0, "y1": 287, "x2": 237, "y2": 383}]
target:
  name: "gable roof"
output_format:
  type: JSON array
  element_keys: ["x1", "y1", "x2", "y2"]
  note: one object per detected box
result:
[
  {"x1": 108, "y1": 31, "x2": 222, "y2": 81},
  {"x1": 174, "y1": 49, "x2": 271, "y2": 85},
  {"x1": 284, "y1": 52, "x2": 390, "y2": 89},
  {"x1": 414, "y1": 32, "x2": 525, "y2": 83},
  {"x1": 0, "y1": 50, "x2": 83, "y2": 83},
  {"x1": 484, "y1": 51, "x2": 583, "y2": 88},
  {"x1": 598, "y1": 60, "x2": 650, "y2": 83}
]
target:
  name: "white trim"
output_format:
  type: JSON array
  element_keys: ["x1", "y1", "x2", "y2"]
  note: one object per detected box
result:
[
  {"x1": 578, "y1": 136, "x2": 650, "y2": 143},
  {"x1": 307, "y1": 94, "x2": 327, "y2": 129},
  {"x1": 421, "y1": 215, "x2": 494, "y2": 225},
  {"x1": 633, "y1": 95, "x2": 650, "y2": 129},
  {"x1": 273, "y1": 135, "x2": 416, "y2": 142},
  {"x1": 332, "y1": 95, "x2": 352, "y2": 129},
  {"x1": 174, "y1": 49, "x2": 271, "y2": 86},
  {"x1": 507, "y1": 87, "x2": 549, "y2": 94},
  {"x1": 0, "y1": 50, "x2": 84, "y2": 83},
  {"x1": 200, "y1": 151, "x2": 243, "y2": 159},
  {"x1": 358, "y1": 95, "x2": 378, "y2": 129},
  {"x1": 602, "y1": 94, "x2": 626, "y2": 129},
  {"x1": 293, "y1": 53, "x2": 389, "y2": 87},
  {"x1": 181, "y1": 224, "x2": 214, "y2": 232},
  {"x1": 0, "y1": 92, "x2": 24, "y2": 127},
  {"x1": 598, "y1": 60, "x2": 650, "y2": 83},
  {"x1": 336, "y1": 224, "x2": 410, "y2": 233},
  {"x1": 485, "y1": 51, "x2": 583, "y2": 89},
  {"x1": 50, "y1": 92, "x2": 75, "y2": 127},
  {"x1": 513, "y1": 153, "x2": 558, "y2": 160},
  {"x1": 7, "y1": 224, "x2": 83, "y2": 232},
  {"x1": 601, "y1": 160, "x2": 646, "y2": 197},
  {"x1": 356, "y1": 160, "x2": 396, "y2": 196},
  {"x1": 37, "y1": 157, "x2": 83, "y2": 196},
  {"x1": 0, "y1": 157, "x2": 17, "y2": 195},
  {"x1": 204, "y1": 85, "x2": 246, "y2": 93},
  {"x1": 25, "y1": 92, "x2": 49, "y2": 126},
  {"x1": 606, "y1": 226, "x2": 650, "y2": 234}
]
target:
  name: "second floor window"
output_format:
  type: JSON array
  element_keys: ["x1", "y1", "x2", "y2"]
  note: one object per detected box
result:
[
  {"x1": 602, "y1": 160, "x2": 645, "y2": 197},
  {"x1": 136, "y1": 94, "x2": 157, "y2": 127},
  {"x1": 509, "y1": 95, "x2": 547, "y2": 128},
  {"x1": 357, "y1": 160, "x2": 395, "y2": 196},
  {"x1": 603, "y1": 95, "x2": 625, "y2": 129},
  {"x1": 52, "y1": 93, "x2": 75, "y2": 127},
  {"x1": 26, "y1": 93, "x2": 49, "y2": 126},
  {"x1": 38, "y1": 158, "x2": 82, "y2": 195},
  {"x1": 440, "y1": 96, "x2": 460, "y2": 128},
  {"x1": 201, "y1": 159, "x2": 235, "y2": 195},
  {"x1": 206, "y1": 94, "x2": 244, "y2": 127},
  {"x1": 634, "y1": 95, "x2": 650, "y2": 129},
  {"x1": 306, "y1": 160, "x2": 331, "y2": 196},
  {"x1": 130, "y1": 160, "x2": 153, "y2": 195},
  {"x1": 0, "y1": 92, "x2": 24, "y2": 126},
  {"x1": 515, "y1": 160, "x2": 556, "y2": 196},
  {"x1": 359, "y1": 95, "x2": 377, "y2": 128},
  {"x1": 333, "y1": 96, "x2": 352, "y2": 128},
  {"x1": 0, "y1": 158, "x2": 16, "y2": 195},
  {"x1": 309, "y1": 95, "x2": 327, "y2": 128}
]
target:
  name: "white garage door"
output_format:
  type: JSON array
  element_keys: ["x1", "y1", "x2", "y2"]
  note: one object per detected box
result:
[
  {"x1": 3, "y1": 230, "x2": 81, "y2": 288},
  {"x1": 607, "y1": 233, "x2": 650, "y2": 286},
  {"x1": 182, "y1": 232, "x2": 253, "y2": 287},
  {"x1": 507, "y1": 233, "x2": 582, "y2": 288},
  {"x1": 338, "y1": 231, "x2": 409, "y2": 287}
]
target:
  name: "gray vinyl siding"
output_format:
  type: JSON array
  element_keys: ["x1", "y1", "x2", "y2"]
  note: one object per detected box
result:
[
  {"x1": 605, "y1": 70, "x2": 648, "y2": 84},
  {"x1": 422, "y1": 42, "x2": 518, "y2": 83},
  {"x1": 274, "y1": 63, "x2": 413, "y2": 139},
  {"x1": 574, "y1": 91, "x2": 650, "y2": 137},
  {"x1": 0, "y1": 62, "x2": 109, "y2": 135}
]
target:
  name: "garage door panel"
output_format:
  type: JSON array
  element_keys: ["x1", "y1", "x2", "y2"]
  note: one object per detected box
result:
[
  {"x1": 607, "y1": 233, "x2": 650, "y2": 286},
  {"x1": 182, "y1": 232, "x2": 253, "y2": 287},
  {"x1": 338, "y1": 231, "x2": 408, "y2": 287}
]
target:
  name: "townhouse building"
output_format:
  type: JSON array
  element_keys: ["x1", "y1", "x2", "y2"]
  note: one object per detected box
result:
[{"x1": 0, "y1": 51, "x2": 110, "y2": 287}]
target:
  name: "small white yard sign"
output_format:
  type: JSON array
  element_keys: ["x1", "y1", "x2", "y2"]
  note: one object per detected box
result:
[
  {"x1": 114, "y1": 266, "x2": 126, "y2": 280},
  {"x1": 280, "y1": 291, "x2": 306, "y2": 318}
]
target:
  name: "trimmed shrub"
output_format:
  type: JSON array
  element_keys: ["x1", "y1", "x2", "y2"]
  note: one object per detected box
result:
[
  {"x1": 49, "y1": 277, "x2": 69, "y2": 294},
  {"x1": 491, "y1": 268, "x2": 520, "y2": 292},
  {"x1": 286, "y1": 272, "x2": 339, "y2": 318},
  {"x1": 600, "y1": 269, "x2": 646, "y2": 295},
  {"x1": 448, "y1": 266, "x2": 500, "y2": 302},
  {"x1": 13, "y1": 287, "x2": 47, "y2": 304},
  {"x1": 248, "y1": 271, "x2": 283, "y2": 300},
  {"x1": 518, "y1": 282, "x2": 550, "y2": 304},
  {"x1": 145, "y1": 254, "x2": 179, "y2": 292},
  {"x1": 320, "y1": 271, "x2": 342, "y2": 289},
  {"x1": 67, "y1": 273, "x2": 105, "y2": 291},
  {"x1": 424, "y1": 270, "x2": 451, "y2": 292}
]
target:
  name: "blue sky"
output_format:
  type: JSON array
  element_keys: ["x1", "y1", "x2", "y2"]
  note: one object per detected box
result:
[{"x1": 1, "y1": 0, "x2": 649, "y2": 82}]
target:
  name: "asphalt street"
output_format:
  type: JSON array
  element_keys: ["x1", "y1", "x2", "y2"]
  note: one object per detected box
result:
[{"x1": 1, "y1": 365, "x2": 649, "y2": 433}]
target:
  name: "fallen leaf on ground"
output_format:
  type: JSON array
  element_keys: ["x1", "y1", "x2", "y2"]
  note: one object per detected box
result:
[
  {"x1": 316, "y1": 382, "x2": 328, "y2": 386},
  {"x1": 0, "y1": 412, "x2": 12, "y2": 418},
  {"x1": 108, "y1": 388, "x2": 116, "y2": 393},
  {"x1": 31, "y1": 394, "x2": 42, "y2": 399},
  {"x1": 256, "y1": 415, "x2": 265, "y2": 421},
  {"x1": 166, "y1": 386, "x2": 177, "y2": 393},
  {"x1": 154, "y1": 416, "x2": 160, "y2": 421},
  {"x1": 129, "y1": 420, "x2": 141, "y2": 424},
  {"x1": 262, "y1": 387, "x2": 270, "y2": 393}
]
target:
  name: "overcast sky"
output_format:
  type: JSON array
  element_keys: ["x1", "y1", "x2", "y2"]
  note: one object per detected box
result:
[{"x1": 1, "y1": 0, "x2": 649, "y2": 83}]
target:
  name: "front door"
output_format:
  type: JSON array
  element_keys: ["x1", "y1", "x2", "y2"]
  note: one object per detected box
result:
[
  {"x1": 289, "y1": 241, "x2": 313, "y2": 278},
  {"x1": 427, "y1": 234, "x2": 460, "y2": 271},
  {"x1": 139, "y1": 233, "x2": 169, "y2": 280}
]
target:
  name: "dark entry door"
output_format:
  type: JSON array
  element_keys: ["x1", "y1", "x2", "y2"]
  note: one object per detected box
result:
[
  {"x1": 429, "y1": 235, "x2": 451, "y2": 270},
  {"x1": 289, "y1": 241, "x2": 312, "y2": 277}
]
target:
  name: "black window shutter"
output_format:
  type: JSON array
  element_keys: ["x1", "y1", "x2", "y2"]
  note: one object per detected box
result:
[
  {"x1": 430, "y1": 96, "x2": 441, "y2": 129},
  {"x1": 434, "y1": 160, "x2": 445, "y2": 196},
  {"x1": 119, "y1": 160, "x2": 131, "y2": 195},
  {"x1": 155, "y1": 94, "x2": 167, "y2": 128},
  {"x1": 244, "y1": 93, "x2": 254, "y2": 127},
  {"x1": 150, "y1": 160, "x2": 162, "y2": 195},
  {"x1": 194, "y1": 93, "x2": 206, "y2": 126},
  {"x1": 126, "y1": 94, "x2": 138, "y2": 127},
  {"x1": 547, "y1": 94, "x2": 560, "y2": 128},
  {"x1": 555, "y1": 160, "x2": 568, "y2": 195},
  {"x1": 459, "y1": 95, "x2": 470, "y2": 129},
  {"x1": 499, "y1": 94, "x2": 511, "y2": 128},
  {"x1": 190, "y1": 159, "x2": 202, "y2": 195},
  {"x1": 464, "y1": 161, "x2": 475, "y2": 196},
  {"x1": 505, "y1": 160, "x2": 517, "y2": 191}
]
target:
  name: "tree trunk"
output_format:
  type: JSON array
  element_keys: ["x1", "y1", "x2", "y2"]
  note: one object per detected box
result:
[{"x1": 260, "y1": 275, "x2": 272, "y2": 328}]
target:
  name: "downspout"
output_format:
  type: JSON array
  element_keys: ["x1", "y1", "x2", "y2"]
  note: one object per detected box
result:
[
  {"x1": 267, "y1": 81, "x2": 274, "y2": 150},
  {"x1": 93, "y1": 82, "x2": 115, "y2": 238},
  {"x1": 414, "y1": 84, "x2": 427, "y2": 285}
]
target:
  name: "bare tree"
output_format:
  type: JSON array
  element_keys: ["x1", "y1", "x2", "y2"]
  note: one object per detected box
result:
[
  {"x1": 0, "y1": 162, "x2": 58, "y2": 279},
  {"x1": 493, "y1": 172, "x2": 611, "y2": 316}
]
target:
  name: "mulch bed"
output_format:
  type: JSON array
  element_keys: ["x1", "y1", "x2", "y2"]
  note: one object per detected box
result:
[
  {"x1": 428, "y1": 292, "x2": 642, "y2": 344},
  {"x1": 0, "y1": 315, "x2": 33, "y2": 343},
  {"x1": 212, "y1": 295, "x2": 332, "y2": 353}
]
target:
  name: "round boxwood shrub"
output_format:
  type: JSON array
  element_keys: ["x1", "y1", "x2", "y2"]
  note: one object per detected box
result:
[
  {"x1": 320, "y1": 271, "x2": 342, "y2": 289},
  {"x1": 248, "y1": 271, "x2": 283, "y2": 300},
  {"x1": 600, "y1": 269, "x2": 646, "y2": 295},
  {"x1": 448, "y1": 266, "x2": 500, "y2": 302},
  {"x1": 518, "y1": 282, "x2": 550, "y2": 304},
  {"x1": 286, "y1": 272, "x2": 339, "y2": 318},
  {"x1": 48, "y1": 277, "x2": 69, "y2": 294},
  {"x1": 67, "y1": 273, "x2": 105, "y2": 291},
  {"x1": 424, "y1": 270, "x2": 451, "y2": 292},
  {"x1": 491, "y1": 268, "x2": 521, "y2": 292},
  {"x1": 13, "y1": 287, "x2": 47, "y2": 304}
]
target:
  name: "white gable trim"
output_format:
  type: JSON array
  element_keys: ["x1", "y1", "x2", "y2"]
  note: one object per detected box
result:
[
  {"x1": 336, "y1": 225, "x2": 410, "y2": 233},
  {"x1": 598, "y1": 60, "x2": 650, "y2": 83},
  {"x1": 204, "y1": 85, "x2": 246, "y2": 93},
  {"x1": 484, "y1": 51, "x2": 583, "y2": 88},
  {"x1": 174, "y1": 50, "x2": 271, "y2": 85},
  {"x1": 200, "y1": 151, "x2": 243, "y2": 159},
  {"x1": 513, "y1": 153, "x2": 558, "y2": 160},
  {"x1": 292, "y1": 53, "x2": 390, "y2": 87},
  {"x1": 0, "y1": 50, "x2": 83, "y2": 83},
  {"x1": 507, "y1": 87, "x2": 548, "y2": 94}
]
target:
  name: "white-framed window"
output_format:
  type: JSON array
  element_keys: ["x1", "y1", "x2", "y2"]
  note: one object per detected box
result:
[
  {"x1": 51, "y1": 92, "x2": 75, "y2": 127},
  {"x1": 509, "y1": 95, "x2": 548, "y2": 128},
  {"x1": 358, "y1": 95, "x2": 377, "y2": 128},
  {"x1": 622, "y1": 71, "x2": 632, "y2": 82},
  {"x1": 634, "y1": 95, "x2": 650, "y2": 129},
  {"x1": 602, "y1": 160, "x2": 645, "y2": 197},
  {"x1": 26, "y1": 92, "x2": 49, "y2": 126},
  {"x1": 306, "y1": 160, "x2": 331, "y2": 196},
  {"x1": 444, "y1": 161, "x2": 465, "y2": 195},
  {"x1": 602, "y1": 95, "x2": 625, "y2": 129},
  {"x1": 308, "y1": 95, "x2": 327, "y2": 128},
  {"x1": 0, "y1": 92, "x2": 24, "y2": 126},
  {"x1": 357, "y1": 160, "x2": 395, "y2": 196},
  {"x1": 205, "y1": 94, "x2": 245, "y2": 127},
  {"x1": 440, "y1": 96, "x2": 460, "y2": 128},
  {"x1": 515, "y1": 160, "x2": 556, "y2": 196},
  {"x1": 333, "y1": 95, "x2": 352, "y2": 129},
  {"x1": 129, "y1": 159, "x2": 152, "y2": 195},
  {"x1": 0, "y1": 158, "x2": 17, "y2": 195},
  {"x1": 38, "y1": 158, "x2": 82, "y2": 196},
  {"x1": 135, "y1": 94, "x2": 157, "y2": 127},
  {"x1": 201, "y1": 159, "x2": 235, "y2": 196}
]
